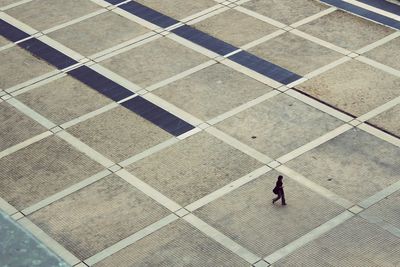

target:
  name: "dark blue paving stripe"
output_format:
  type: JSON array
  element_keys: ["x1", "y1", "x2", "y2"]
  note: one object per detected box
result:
[
  {"x1": 320, "y1": 0, "x2": 400, "y2": 30},
  {"x1": 172, "y1": 25, "x2": 238, "y2": 56},
  {"x1": 119, "y1": 1, "x2": 178, "y2": 28},
  {"x1": 357, "y1": 0, "x2": 400, "y2": 16},
  {"x1": 68, "y1": 66, "x2": 134, "y2": 102},
  {"x1": 121, "y1": 96, "x2": 195, "y2": 136},
  {"x1": 0, "y1": 19, "x2": 30, "y2": 42},
  {"x1": 18, "y1": 38, "x2": 78, "y2": 69},
  {"x1": 229, "y1": 51, "x2": 302, "y2": 85},
  {"x1": 104, "y1": 0, "x2": 127, "y2": 4}
]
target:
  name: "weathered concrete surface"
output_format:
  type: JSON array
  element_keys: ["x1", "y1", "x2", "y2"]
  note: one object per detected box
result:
[
  {"x1": 365, "y1": 36, "x2": 400, "y2": 71},
  {"x1": 368, "y1": 104, "x2": 400, "y2": 138}
]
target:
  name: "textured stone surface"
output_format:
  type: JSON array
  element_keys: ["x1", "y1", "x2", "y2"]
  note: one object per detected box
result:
[
  {"x1": 195, "y1": 170, "x2": 344, "y2": 257},
  {"x1": 297, "y1": 60, "x2": 400, "y2": 116},
  {"x1": 298, "y1": 10, "x2": 395, "y2": 50},
  {"x1": 29, "y1": 175, "x2": 170, "y2": 260},
  {"x1": 48, "y1": 11, "x2": 150, "y2": 56},
  {"x1": 193, "y1": 9, "x2": 278, "y2": 47},
  {"x1": 0, "y1": 211, "x2": 69, "y2": 267},
  {"x1": 364, "y1": 36, "x2": 400, "y2": 71},
  {"x1": 126, "y1": 132, "x2": 263, "y2": 206},
  {"x1": 286, "y1": 128, "x2": 400, "y2": 203},
  {"x1": 5, "y1": 0, "x2": 101, "y2": 31},
  {"x1": 100, "y1": 37, "x2": 208, "y2": 88},
  {"x1": 94, "y1": 219, "x2": 248, "y2": 267},
  {"x1": 274, "y1": 217, "x2": 400, "y2": 267},
  {"x1": 368, "y1": 104, "x2": 400, "y2": 138},
  {"x1": 0, "y1": 0, "x2": 22, "y2": 6},
  {"x1": 0, "y1": 101, "x2": 47, "y2": 151},
  {"x1": 0, "y1": 46, "x2": 54, "y2": 90},
  {"x1": 16, "y1": 76, "x2": 113, "y2": 125},
  {"x1": 216, "y1": 93, "x2": 343, "y2": 158},
  {"x1": 0, "y1": 36, "x2": 10, "y2": 46},
  {"x1": 0, "y1": 135, "x2": 104, "y2": 209},
  {"x1": 248, "y1": 32, "x2": 342, "y2": 75},
  {"x1": 154, "y1": 63, "x2": 273, "y2": 121}
]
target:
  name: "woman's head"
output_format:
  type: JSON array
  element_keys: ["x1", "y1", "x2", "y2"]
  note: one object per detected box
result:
[{"x1": 278, "y1": 175, "x2": 283, "y2": 180}]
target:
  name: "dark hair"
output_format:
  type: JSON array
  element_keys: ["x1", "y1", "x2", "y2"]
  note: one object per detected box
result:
[{"x1": 278, "y1": 175, "x2": 283, "y2": 180}]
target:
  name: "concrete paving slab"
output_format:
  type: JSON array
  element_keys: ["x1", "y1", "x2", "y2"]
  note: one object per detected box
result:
[
  {"x1": 28, "y1": 174, "x2": 170, "y2": 260},
  {"x1": 0, "y1": 101, "x2": 47, "y2": 151},
  {"x1": 153, "y1": 63, "x2": 273, "y2": 121},
  {"x1": 368, "y1": 104, "x2": 400, "y2": 138},
  {"x1": 194, "y1": 170, "x2": 344, "y2": 257},
  {"x1": 0, "y1": 135, "x2": 104, "y2": 209},
  {"x1": 48, "y1": 11, "x2": 150, "y2": 56},
  {"x1": 248, "y1": 32, "x2": 343, "y2": 75},
  {"x1": 215, "y1": 93, "x2": 343, "y2": 159},
  {"x1": 16, "y1": 76, "x2": 113, "y2": 125},
  {"x1": 274, "y1": 216, "x2": 400, "y2": 266},
  {"x1": 364, "y1": 36, "x2": 400, "y2": 71},
  {"x1": 0, "y1": 0, "x2": 23, "y2": 7},
  {"x1": 126, "y1": 131, "x2": 263, "y2": 206},
  {"x1": 298, "y1": 10, "x2": 395, "y2": 51},
  {"x1": 5, "y1": 0, "x2": 101, "y2": 31},
  {"x1": 286, "y1": 128, "x2": 400, "y2": 203},
  {"x1": 100, "y1": 37, "x2": 209, "y2": 88},
  {"x1": 192, "y1": 9, "x2": 278, "y2": 47},
  {"x1": 67, "y1": 106, "x2": 173, "y2": 163},
  {"x1": 297, "y1": 59, "x2": 400, "y2": 117},
  {"x1": 135, "y1": 0, "x2": 218, "y2": 20},
  {"x1": 94, "y1": 219, "x2": 248, "y2": 267},
  {"x1": 241, "y1": 0, "x2": 329, "y2": 25},
  {"x1": 0, "y1": 36, "x2": 10, "y2": 46},
  {"x1": 0, "y1": 46, "x2": 55, "y2": 90}
]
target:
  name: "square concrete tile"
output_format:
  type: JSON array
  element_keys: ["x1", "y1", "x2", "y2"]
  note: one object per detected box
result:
[
  {"x1": 0, "y1": 135, "x2": 104, "y2": 209},
  {"x1": 0, "y1": 46, "x2": 55, "y2": 90},
  {"x1": 241, "y1": 0, "x2": 329, "y2": 25},
  {"x1": 126, "y1": 131, "x2": 263, "y2": 206},
  {"x1": 297, "y1": 60, "x2": 400, "y2": 117},
  {"x1": 192, "y1": 9, "x2": 278, "y2": 47},
  {"x1": 28, "y1": 174, "x2": 170, "y2": 260},
  {"x1": 298, "y1": 10, "x2": 395, "y2": 51},
  {"x1": 67, "y1": 106, "x2": 173, "y2": 163},
  {"x1": 94, "y1": 219, "x2": 248, "y2": 267},
  {"x1": 100, "y1": 37, "x2": 208, "y2": 88},
  {"x1": 16, "y1": 76, "x2": 113, "y2": 125},
  {"x1": 48, "y1": 11, "x2": 150, "y2": 56},
  {"x1": 274, "y1": 217, "x2": 400, "y2": 266},
  {"x1": 286, "y1": 128, "x2": 400, "y2": 203},
  {"x1": 153, "y1": 63, "x2": 273, "y2": 121},
  {"x1": 0, "y1": 101, "x2": 47, "y2": 151},
  {"x1": 0, "y1": 36, "x2": 10, "y2": 47},
  {"x1": 135, "y1": 0, "x2": 218, "y2": 20},
  {"x1": 364, "y1": 36, "x2": 400, "y2": 71},
  {"x1": 194, "y1": 170, "x2": 344, "y2": 257},
  {"x1": 367, "y1": 104, "x2": 400, "y2": 138},
  {"x1": 215, "y1": 93, "x2": 343, "y2": 159},
  {"x1": 5, "y1": 0, "x2": 101, "y2": 31},
  {"x1": 248, "y1": 32, "x2": 343, "y2": 75}
]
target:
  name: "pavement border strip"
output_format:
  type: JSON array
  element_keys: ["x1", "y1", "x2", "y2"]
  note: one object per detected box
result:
[
  {"x1": 357, "y1": 96, "x2": 400, "y2": 122},
  {"x1": 356, "y1": 0, "x2": 400, "y2": 16},
  {"x1": 359, "y1": 179, "x2": 400, "y2": 208},
  {"x1": 239, "y1": 29, "x2": 286, "y2": 50},
  {"x1": 0, "y1": 12, "x2": 37, "y2": 35},
  {"x1": 166, "y1": 33, "x2": 220, "y2": 58},
  {"x1": 302, "y1": 56, "x2": 351, "y2": 80},
  {"x1": 0, "y1": 0, "x2": 33, "y2": 11},
  {"x1": 185, "y1": 5, "x2": 229, "y2": 25},
  {"x1": 10, "y1": 72, "x2": 67, "y2": 97},
  {"x1": 183, "y1": 214, "x2": 261, "y2": 264},
  {"x1": 5, "y1": 70, "x2": 61, "y2": 94},
  {"x1": 84, "y1": 214, "x2": 179, "y2": 266},
  {"x1": 356, "y1": 31, "x2": 400, "y2": 54},
  {"x1": 356, "y1": 55, "x2": 400, "y2": 77},
  {"x1": 233, "y1": 5, "x2": 286, "y2": 28},
  {"x1": 359, "y1": 213, "x2": 400, "y2": 238},
  {"x1": 357, "y1": 123, "x2": 400, "y2": 147},
  {"x1": 0, "y1": 197, "x2": 18, "y2": 215},
  {"x1": 36, "y1": 34, "x2": 86, "y2": 62},
  {"x1": 344, "y1": 0, "x2": 400, "y2": 20},
  {"x1": 264, "y1": 211, "x2": 354, "y2": 264},
  {"x1": 290, "y1": 6, "x2": 338, "y2": 27}
]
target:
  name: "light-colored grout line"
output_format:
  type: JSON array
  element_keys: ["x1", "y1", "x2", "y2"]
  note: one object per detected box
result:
[
  {"x1": 356, "y1": 31, "x2": 400, "y2": 54},
  {"x1": 277, "y1": 124, "x2": 353, "y2": 164},
  {"x1": 205, "y1": 126, "x2": 273, "y2": 164},
  {"x1": 116, "y1": 169, "x2": 182, "y2": 212},
  {"x1": 10, "y1": 72, "x2": 66, "y2": 97},
  {"x1": 302, "y1": 56, "x2": 351, "y2": 80},
  {"x1": 185, "y1": 166, "x2": 271, "y2": 212},
  {"x1": 5, "y1": 70, "x2": 61, "y2": 94},
  {"x1": 84, "y1": 214, "x2": 179, "y2": 266},
  {"x1": 0, "y1": 12, "x2": 38, "y2": 35},
  {"x1": 175, "y1": 127, "x2": 202, "y2": 140},
  {"x1": 357, "y1": 96, "x2": 400, "y2": 122},
  {"x1": 146, "y1": 60, "x2": 216, "y2": 91},
  {"x1": 284, "y1": 88, "x2": 354, "y2": 122},
  {"x1": 0, "y1": 0, "x2": 33, "y2": 11},
  {"x1": 18, "y1": 217, "x2": 80, "y2": 266},
  {"x1": 0, "y1": 131, "x2": 52, "y2": 160},
  {"x1": 56, "y1": 131, "x2": 115, "y2": 168},
  {"x1": 357, "y1": 123, "x2": 400, "y2": 148},
  {"x1": 356, "y1": 56, "x2": 400, "y2": 78},
  {"x1": 290, "y1": 6, "x2": 337, "y2": 28},
  {"x1": 89, "y1": 0, "x2": 112, "y2": 8},
  {"x1": 359, "y1": 213, "x2": 400, "y2": 238},
  {"x1": 207, "y1": 90, "x2": 281, "y2": 125},
  {"x1": 60, "y1": 102, "x2": 119, "y2": 129},
  {"x1": 0, "y1": 197, "x2": 18, "y2": 215},
  {"x1": 359, "y1": 179, "x2": 400, "y2": 209},
  {"x1": 184, "y1": 214, "x2": 261, "y2": 264},
  {"x1": 343, "y1": 0, "x2": 400, "y2": 21},
  {"x1": 167, "y1": 33, "x2": 220, "y2": 59},
  {"x1": 0, "y1": 42, "x2": 15, "y2": 52},
  {"x1": 119, "y1": 138, "x2": 179, "y2": 167},
  {"x1": 185, "y1": 5, "x2": 228, "y2": 25},
  {"x1": 110, "y1": 6, "x2": 160, "y2": 31},
  {"x1": 21, "y1": 170, "x2": 112, "y2": 216},
  {"x1": 276, "y1": 165, "x2": 354, "y2": 209},
  {"x1": 264, "y1": 211, "x2": 354, "y2": 264},
  {"x1": 234, "y1": 6, "x2": 286, "y2": 28},
  {"x1": 239, "y1": 29, "x2": 285, "y2": 50},
  {"x1": 6, "y1": 98, "x2": 56, "y2": 129}
]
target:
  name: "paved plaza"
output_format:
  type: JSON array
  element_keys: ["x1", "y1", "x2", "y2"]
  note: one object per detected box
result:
[{"x1": 0, "y1": 0, "x2": 400, "y2": 266}]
